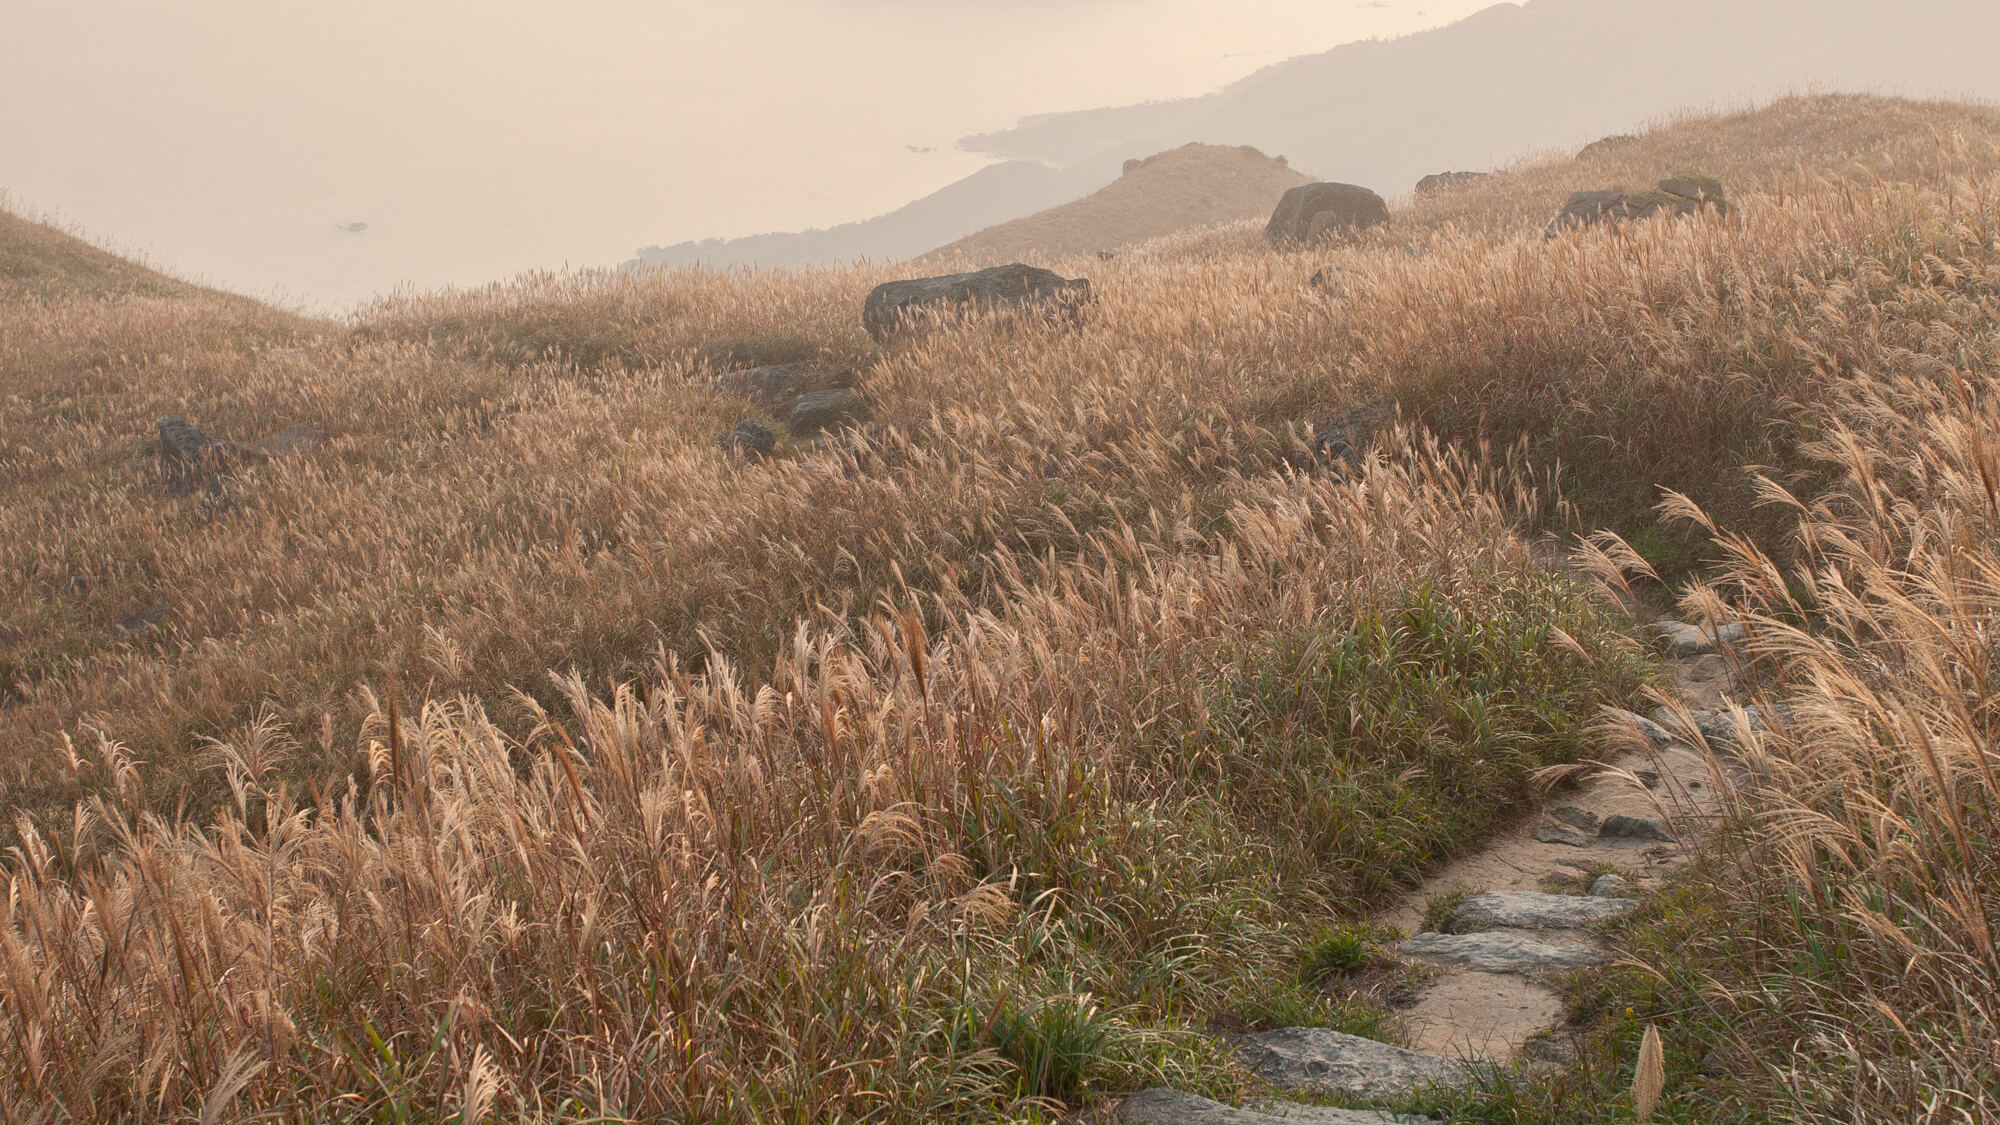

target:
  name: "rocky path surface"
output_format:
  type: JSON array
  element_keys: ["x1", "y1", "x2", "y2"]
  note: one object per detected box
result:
[{"x1": 1118, "y1": 616, "x2": 1754, "y2": 1124}]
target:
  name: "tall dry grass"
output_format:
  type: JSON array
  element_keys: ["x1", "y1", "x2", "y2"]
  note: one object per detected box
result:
[
  {"x1": 5, "y1": 92, "x2": 2000, "y2": 1120},
  {"x1": 0, "y1": 444, "x2": 1640, "y2": 1119}
]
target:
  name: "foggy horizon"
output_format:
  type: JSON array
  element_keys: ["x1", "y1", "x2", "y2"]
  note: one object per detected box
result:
[{"x1": 2, "y1": 0, "x2": 1494, "y2": 310}]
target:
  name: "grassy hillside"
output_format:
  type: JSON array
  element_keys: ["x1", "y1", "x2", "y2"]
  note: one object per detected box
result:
[
  {"x1": 0, "y1": 206, "x2": 202, "y2": 301},
  {"x1": 2, "y1": 93, "x2": 1998, "y2": 1121},
  {"x1": 921, "y1": 143, "x2": 1309, "y2": 265}
]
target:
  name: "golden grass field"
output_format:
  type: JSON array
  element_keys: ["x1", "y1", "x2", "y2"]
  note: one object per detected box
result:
[{"x1": 2, "y1": 94, "x2": 1998, "y2": 1121}]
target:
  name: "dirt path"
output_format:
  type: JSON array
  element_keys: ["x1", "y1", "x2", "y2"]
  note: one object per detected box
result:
[{"x1": 1116, "y1": 619, "x2": 1752, "y2": 1124}]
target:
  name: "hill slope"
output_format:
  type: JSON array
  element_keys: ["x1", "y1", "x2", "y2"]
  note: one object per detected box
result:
[
  {"x1": 920, "y1": 143, "x2": 1309, "y2": 265},
  {"x1": 965, "y1": 0, "x2": 2000, "y2": 198},
  {"x1": 1, "y1": 207, "x2": 202, "y2": 300}
]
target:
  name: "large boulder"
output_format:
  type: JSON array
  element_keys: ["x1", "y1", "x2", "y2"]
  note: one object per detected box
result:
[
  {"x1": 861, "y1": 264, "x2": 1091, "y2": 343},
  {"x1": 1265, "y1": 182, "x2": 1389, "y2": 245},
  {"x1": 1415, "y1": 170, "x2": 1488, "y2": 195},
  {"x1": 1543, "y1": 177, "x2": 1730, "y2": 238}
]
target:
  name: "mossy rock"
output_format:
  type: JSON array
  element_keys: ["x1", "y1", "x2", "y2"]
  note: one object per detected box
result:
[{"x1": 1659, "y1": 174, "x2": 1727, "y2": 204}]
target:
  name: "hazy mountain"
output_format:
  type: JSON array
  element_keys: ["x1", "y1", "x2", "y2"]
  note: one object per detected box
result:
[
  {"x1": 628, "y1": 156, "x2": 1125, "y2": 271},
  {"x1": 920, "y1": 144, "x2": 1309, "y2": 266},
  {"x1": 961, "y1": 0, "x2": 2000, "y2": 197}
]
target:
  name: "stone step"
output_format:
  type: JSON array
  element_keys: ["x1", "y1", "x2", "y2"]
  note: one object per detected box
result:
[
  {"x1": 1233, "y1": 1027, "x2": 1477, "y2": 1096},
  {"x1": 1398, "y1": 930, "x2": 1603, "y2": 972},
  {"x1": 1452, "y1": 890, "x2": 1637, "y2": 930},
  {"x1": 1117, "y1": 1089, "x2": 1428, "y2": 1124}
]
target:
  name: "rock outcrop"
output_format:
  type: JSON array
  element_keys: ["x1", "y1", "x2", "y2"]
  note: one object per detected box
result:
[
  {"x1": 862, "y1": 264, "x2": 1091, "y2": 342},
  {"x1": 1265, "y1": 182, "x2": 1390, "y2": 245},
  {"x1": 156, "y1": 416, "x2": 267, "y2": 495},
  {"x1": 788, "y1": 388, "x2": 869, "y2": 437},
  {"x1": 1544, "y1": 176, "x2": 1730, "y2": 238},
  {"x1": 1415, "y1": 170, "x2": 1488, "y2": 195},
  {"x1": 1577, "y1": 134, "x2": 1640, "y2": 161}
]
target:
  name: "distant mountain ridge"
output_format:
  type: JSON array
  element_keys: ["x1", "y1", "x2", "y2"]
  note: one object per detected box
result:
[
  {"x1": 962, "y1": 0, "x2": 2000, "y2": 199},
  {"x1": 631, "y1": 0, "x2": 2000, "y2": 272},
  {"x1": 628, "y1": 156, "x2": 1125, "y2": 272}
]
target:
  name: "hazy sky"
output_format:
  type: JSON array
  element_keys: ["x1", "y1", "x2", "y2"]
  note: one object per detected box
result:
[{"x1": 1, "y1": 0, "x2": 1495, "y2": 308}]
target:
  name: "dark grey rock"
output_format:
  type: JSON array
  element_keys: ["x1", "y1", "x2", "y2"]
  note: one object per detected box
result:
[
  {"x1": 1599, "y1": 815, "x2": 1676, "y2": 843},
  {"x1": 1415, "y1": 170, "x2": 1488, "y2": 195},
  {"x1": 862, "y1": 264, "x2": 1092, "y2": 342},
  {"x1": 1553, "y1": 806, "x2": 1599, "y2": 832},
  {"x1": 1607, "y1": 707, "x2": 1677, "y2": 751},
  {"x1": 1589, "y1": 874, "x2": 1630, "y2": 897},
  {"x1": 713, "y1": 363, "x2": 808, "y2": 402},
  {"x1": 157, "y1": 415, "x2": 267, "y2": 495},
  {"x1": 1534, "y1": 825, "x2": 1591, "y2": 848},
  {"x1": 1544, "y1": 179, "x2": 1730, "y2": 239},
  {"x1": 1117, "y1": 1089, "x2": 1424, "y2": 1125},
  {"x1": 1453, "y1": 890, "x2": 1636, "y2": 930},
  {"x1": 1266, "y1": 182, "x2": 1390, "y2": 245},
  {"x1": 116, "y1": 603, "x2": 173, "y2": 635},
  {"x1": 1635, "y1": 770, "x2": 1662, "y2": 790},
  {"x1": 788, "y1": 389, "x2": 869, "y2": 437},
  {"x1": 1696, "y1": 704, "x2": 1780, "y2": 747},
  {"x1": 1399, "y1": 930, "x2": 1605, "y2": 972},
  {"x1": 1308, "y1": 400, "x2": 1390, "y2": 469},
  {"x1": 1576, "y1": 134, "x2": 1640, "y2": 161},
  {"x1": 1233, "y1": 1027, "x2": 1475, "y2": 1096},
  {"x1": 718, "y1": 419, "x2": 777, "y2": 460}
]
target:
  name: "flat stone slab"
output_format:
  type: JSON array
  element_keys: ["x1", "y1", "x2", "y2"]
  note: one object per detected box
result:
[
  {"x1": 1598, "y1": 815, "x2": 1676, "y2": 843},
  {"x1": 1233, "y1": 1027, "x2": 1475, "y2": 1096},
  {"x1": 1453, "y1": 891, "x2": 1637, "y2": 930},
  {"x1": 1399, "y1": 931, "x2": 1604, "y2": 972},
  {"x1": 1118, "y1": 1090, "x2": 1426, "y2": 1125},
  {"x1": 1533, "y1": 825, "x2": 1590, "y2": 847}
]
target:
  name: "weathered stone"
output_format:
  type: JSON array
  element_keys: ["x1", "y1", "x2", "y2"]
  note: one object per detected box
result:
[
  {"x1": 1607, "y1": 707, "x2": 1676, "y2": 751},
  {"x1": 1553, "y1": 806, "x2": 1600, "y2": 832},
  {"x1": 1308, "y1": 400, "x2": 1390, "y2": 469},
  {"x1": 1695, "y1": 704, "x2": 1781, "y2": 747},
  {"x1": 1415, "y1": 170, "x2": 1487, "y2": 195},
  {"x1": 788, "y1": 389, "x2": 869, "y2": 437},
  {"x1": 1598, "y1": 814, "x2": 1676, "y2": 843},
  {"x1": 862, "y1": 264, "x2": 1092, "y2": 342},
  {"x1": 1534, "y1": 825, "x2": 1591, "y2": 848},
  {"x1": 157, "y1": 415, "x2": 266, "y2": 494},
  {"x1": 717, "y1": 419, "x2": 777, "y2": 460},
  {"x1": 1589, "y1": 874, "x2": 1629, "y2": 897},
  {"x1": 713, "y1": 363, "x2": 808, "y2": 402},
  {"x1": 1658, "y1": 619, "x2": 1746, "y2": 657},
  {"x1": 1543, "y1": 179, "x2": 1728, "y2": 239},
  {"x1": 1266, "y1": 182, "x2": 1390, "y2": 245},
  {"x1": 1576, "y1": 134, "x2": 1640, "y2": 161},
  {"x1": 1453, "y1": 890, "x2": 1636, "y2": 930},
  {"x1": 1635, "y1": 770, "x2": 1662, "y2": 790},
  {"x1": 1659, "y1": 175, "x2": 1726, "y2": 205},
  {"x1": 116, "y1": 603, "x2": 173, "y2": 635},
  {"x1": 1399, "y1": 931, "x2": 1605, "y2": 972},
  {"x1": 1117, "y1": 1089, "x2": 1424, "y2": 1125},
  {"x1": 1233, "y1": 1027, "x2": 1475, "y2": 1096}
]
